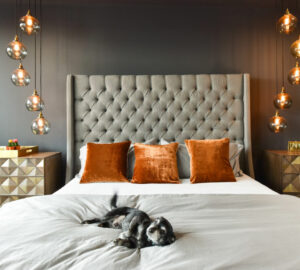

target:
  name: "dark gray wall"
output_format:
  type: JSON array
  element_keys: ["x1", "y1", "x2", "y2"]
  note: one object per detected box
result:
[{"x1": 0, "y1": 0, "x2": 299, "y2": 183}]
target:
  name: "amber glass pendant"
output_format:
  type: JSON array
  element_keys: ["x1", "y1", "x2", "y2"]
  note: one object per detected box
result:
[
  {"x1": 268, "y1": 111, "x2": 287, "y2": 133},
  {"x1": 277, "y1": 9, "x2": 297, "y2": 34},
  {"x1": 274, "y1": 86, "x2": 292, "y2": 109}
]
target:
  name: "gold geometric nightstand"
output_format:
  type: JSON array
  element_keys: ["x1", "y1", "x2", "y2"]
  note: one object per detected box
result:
[
  {"x1": 264, "y1": 150, "x2": 300, "y2": 197},
  {"x1": 0, "y1": 152, "x2": 61, "y2": 206}
]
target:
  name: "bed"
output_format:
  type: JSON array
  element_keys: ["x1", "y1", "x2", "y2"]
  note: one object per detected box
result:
[{"x1": 0, "y1": 74, "x2": 300, "y2": 270}]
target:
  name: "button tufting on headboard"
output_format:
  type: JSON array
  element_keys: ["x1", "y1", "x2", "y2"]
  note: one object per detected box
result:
[{"x1": 66, "y1": 74, "x2": 254, "y2": 182}]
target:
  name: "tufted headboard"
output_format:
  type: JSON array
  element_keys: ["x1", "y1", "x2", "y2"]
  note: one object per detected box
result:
[{"x1": 66, "y1": 74, "x2": 254, "y2": 182}]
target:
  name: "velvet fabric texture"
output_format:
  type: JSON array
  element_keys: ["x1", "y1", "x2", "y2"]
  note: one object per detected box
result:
[
  {"x1": 131, "y1": 143, "x2": 180, "y2": 184},
  {"x1": 80, "y1": 141, "x2": 131, "y2": 183},
  {"x1": 185, "y1": 138, "x2": 236, "y2": 183}
]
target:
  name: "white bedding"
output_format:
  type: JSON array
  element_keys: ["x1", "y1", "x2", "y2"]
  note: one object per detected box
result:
[{"x1": 56, "y1": 173, "x2": 276, "y2": 195}]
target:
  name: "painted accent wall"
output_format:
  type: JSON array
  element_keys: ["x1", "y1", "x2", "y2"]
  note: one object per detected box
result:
[{"x1": 0, "y1": 0, "x2": 299, "y2": 184}]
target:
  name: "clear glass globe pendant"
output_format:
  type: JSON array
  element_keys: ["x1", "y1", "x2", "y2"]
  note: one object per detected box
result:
[
  {"x1": 6, "y1": 35, "x2": 27, "y2": 60},
  {"x1": 11, "y1": 63, "x2": 30, "y2": 86},
  {"x1": 277, "y1": 8, "x2": 297, "y2": 34},
  {"x1": 26, "y1": 89, "x2": 44, "y2": 111},
  {"x1": 20, "y1": 10, "x2": 40, "y2": 35},
  {"x1": 274, "y1": 86, "x2": 292, "y2": 109},
  {"x1": 268, "y1": 111, "x2": 287, "y2": 133},
  {"x1": 31, "y1": 112, "x2": 50, "y2": 135}
]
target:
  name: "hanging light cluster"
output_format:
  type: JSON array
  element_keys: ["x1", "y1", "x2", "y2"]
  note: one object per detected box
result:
[
  {"x1": 269, "y1": 6, "x2": 298, "y2": 133},
  {"x1": 6, "y1": 0, "x2": 50, "y2": 135}
]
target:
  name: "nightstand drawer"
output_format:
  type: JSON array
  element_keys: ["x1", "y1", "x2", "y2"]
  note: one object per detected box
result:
[
  {"x1": 0, "y1": 177, "x2": 44, "y2": 195},
  {"x1": 282, "y1": 174, "x2": 300, "y2": 193},
  {"x1": 0, "y1": 158, "x2": 44, "y2": 176}
]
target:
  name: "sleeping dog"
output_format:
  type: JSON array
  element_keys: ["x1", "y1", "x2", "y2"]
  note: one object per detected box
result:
[{"x1": 82, "y1": 194, "x2": 176, "y2": 249}]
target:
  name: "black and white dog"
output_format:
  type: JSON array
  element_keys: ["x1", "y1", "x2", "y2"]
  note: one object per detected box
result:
[{"x1": 82, "y1": 194, "x2": 176, "y2": 249}]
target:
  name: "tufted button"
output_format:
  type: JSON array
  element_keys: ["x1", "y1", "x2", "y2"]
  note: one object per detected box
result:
[
  {"x1": 210, "y1": 128, "x2": 213, "y2": 131},
  {"x1": 226, "y1": 128, "x2": 229, "y2": 132},
  {"x1": 81, "y1": 139, "x2": 84, "y2": 143},
  {"x1": 96, "y1": 138, "x2": 100, "y2": 142},
  {"x1": 218, "y1": 117, "x2": 221, "y2": 121},
  {"x1": 88, "y1": 108, "x2": 91, "y2": 112},
  {"x1": 80, "y1": 98, "x2": 83, "y2": 101},
  {"x1": 81, "y1": 119, "x2": 84, "y2": 122},
  {"x1": 96, "y1": 118, "x2": 99, "y2": 122}
]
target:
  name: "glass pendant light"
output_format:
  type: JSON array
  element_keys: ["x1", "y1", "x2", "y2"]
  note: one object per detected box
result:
[
  {"x1": 290, "y1": 35, "x2": 300, "y2": 58},
  {"x1": 277, "y1": 9, "x2": 297, "y2": 34},
  {"x1": 11, "y1": 63, "x2": 30, "y2": 86},
  {"x1": 26, "y1": 89, "x2": 44, "y2": 111},
  {"x1": 19, "y1": 9, "x2": 40, "y2": 35},
  {"x1": 268, "y1": 111, "x2": 287, "y2": 133},
  {"x1": 288, "y1": 61, "x2": 300, "y2": 84},
  {"x1": 6, "y1": 35, "x2": 27, "y2": 60},
  {"x1": 31, "y1": 112, "x2": 50, "y2": 135},
  {"x1": 274, "y1": 86, "x2": 292, "y2": 109}
]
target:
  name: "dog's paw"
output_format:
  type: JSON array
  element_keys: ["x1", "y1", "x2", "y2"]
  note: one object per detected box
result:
[{"x1": 113, "y1": 238, "x2": 124, "y2": 246}]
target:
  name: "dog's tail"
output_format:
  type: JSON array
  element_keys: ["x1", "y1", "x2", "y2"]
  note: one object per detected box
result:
[{"x1": 110, "y1": 193, "x2": 118, "y2": 209}]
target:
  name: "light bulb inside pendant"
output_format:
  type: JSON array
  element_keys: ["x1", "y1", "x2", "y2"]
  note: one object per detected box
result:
[
  {"x1": 11, "y1": 63, "x2": 30, "y2": 86},
  {"x1": 277, "y1": 9, "x2": 297, "y2": 34},
  {"x1": 6, "y1": 35, "x2": 27, "y2": 60},
  {"x1": 274, "y1": 86, "x2": 292, "y2": 109},
  {"x1": 31, "y1": 112, "x2": 50, "y2": 135},
  {"x1": 288, "y1": 61, "x2": 300, "y2": 85},
  {"x1": 268, "y1": 111, "x2": 287, "y2": 133},
  {"x1": 26, "y1": 89, "x2": 44, "y2": 111},
  {"x1": 19, "y1": 10, "x2": 40, "y2": 35}
]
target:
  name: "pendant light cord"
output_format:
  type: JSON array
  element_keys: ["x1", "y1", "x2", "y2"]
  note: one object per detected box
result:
[
  {"x1": 40, "y1": 0, "x2": 42, "y2": 100},
  {"x1": 34, "y1": 0, "x2": 37, "y2": 90},
  {"x1": 15, "y1": 0, "x2": 18, "y2": 34},
  {"x1": 282, "y1": 35, "x2": 284, "y2": 86}
]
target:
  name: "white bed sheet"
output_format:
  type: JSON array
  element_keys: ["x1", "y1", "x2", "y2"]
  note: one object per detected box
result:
[{"x1": 56, "y1": 173, "x2": 277, "y2": 195}]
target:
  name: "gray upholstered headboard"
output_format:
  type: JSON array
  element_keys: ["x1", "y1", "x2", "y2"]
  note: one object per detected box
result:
[{"x1": 66, "y1": 74, "x2": 254, "y2": 182}]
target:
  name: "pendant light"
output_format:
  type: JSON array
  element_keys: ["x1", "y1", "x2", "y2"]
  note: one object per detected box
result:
[
  {"x1": 268, "y1": 111, "x2": 287, "y2": 133},
  {"x1": 6, "y1": 35, "x2": 27, "y2": 60},
  {"x1": 277, "y1": 8, "x2": 297, "y2": 34},
  {"x1": 274, "y1": 86, "x2": 292, "y2": 109},
  {"x1": 290, "y1": 35, "x2": 300, "y2": 58},
  {"x1": 20, "y1": 9, "x2": 40, "y2": 35},
  {"x1": 31, "y1": 0, "x2": 50, "y2": 135},
  {"x1": 11, "y1": 63, "x2": 30, "y2": 86},
  {"x1": 6, "y1": 1, "x2": 27, "y2": 60},
  {"x1": 31, "y1": 112, "x2": 50, "y2": 135},
  {"x1": 288, "y1": 61, "x2": 300, "y2": 84},
  {"x1": 26, "y1": 34, "x2": 44, "y2": 111}
]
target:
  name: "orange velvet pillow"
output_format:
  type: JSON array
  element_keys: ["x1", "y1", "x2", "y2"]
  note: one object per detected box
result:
[
  {"x1": 131, "y1": 143, "x2": 180, "y2": 184},
  {"x1": 185, "y1": 138, "x2": 236, "y2": 183},
  {"x1": 80, "y1": 141, "x2": 131, "y2": 183}
]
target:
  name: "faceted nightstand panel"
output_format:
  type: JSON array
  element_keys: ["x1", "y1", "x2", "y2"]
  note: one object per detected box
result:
[
  {"x1": 0, "y1": 152, "x2": 61, "y2": 206},
  {"x1": 0, "y1": 177, "x2": 44, "y2": 195},
  {"x1": 0, "y1": 158, "x2": 44, "y2": 177},
  {"x1": 265, "y1": 150, "x2": 300, "y2": 196}
]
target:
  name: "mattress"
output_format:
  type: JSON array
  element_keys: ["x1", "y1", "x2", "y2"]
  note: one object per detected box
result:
[{"x1": 56, "y1": 173, "x2": 277, "y2": 195}]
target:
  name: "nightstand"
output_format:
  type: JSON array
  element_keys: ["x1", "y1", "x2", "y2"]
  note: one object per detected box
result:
[
  {"x1": 0, "y1": 152, "x2": 61, "y2": 206},
  {"x1": 264, "y1": 150, "x2": 300, "y2": 197}
]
